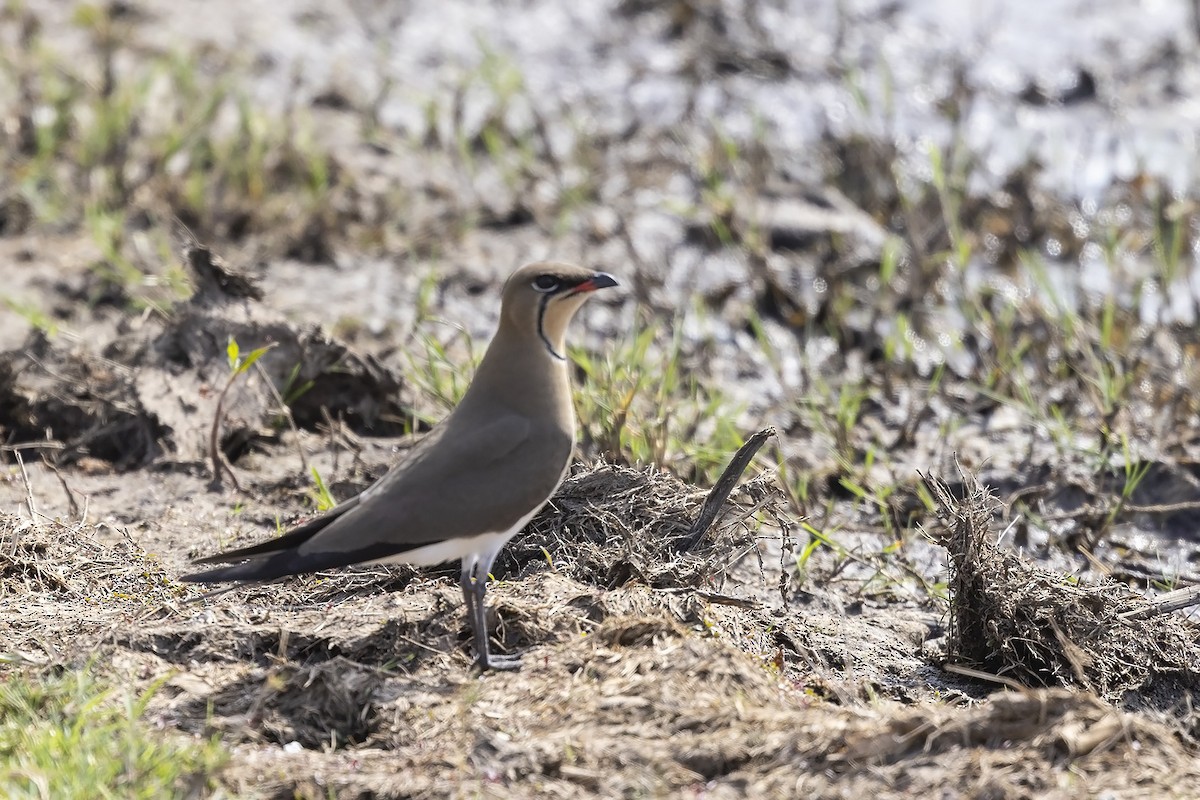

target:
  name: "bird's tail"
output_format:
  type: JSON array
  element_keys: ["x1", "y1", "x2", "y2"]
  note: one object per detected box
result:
[{"x1": 181, "y1": 498, "x2": 358, "y2": 583}]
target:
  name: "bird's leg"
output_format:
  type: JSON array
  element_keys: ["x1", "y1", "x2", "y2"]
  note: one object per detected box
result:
[
  {"x1": 460, "y1": 559, "x2": 477, "y2": 628},
  {"x1": 470, "y1": 575, "x2": 493, "y2": 670},
  {"x1": 470, "y1": 565, "x2": 521, "y2": 671}
]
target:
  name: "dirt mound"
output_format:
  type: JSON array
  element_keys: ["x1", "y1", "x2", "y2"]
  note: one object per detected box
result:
[
  {"x1": 0, "y1": 242, "x2": 406, "y2": 471},
  {"x1": 505, "y1": 449, "x2": 786, "y2": 590},
  {"x1": 0, "y1": 330, "x2": 165, "y2": 467}
]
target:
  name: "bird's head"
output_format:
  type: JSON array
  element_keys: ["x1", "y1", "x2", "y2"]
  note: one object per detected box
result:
[{"x1": 499, "y1": 262, "x2": 618, "y2": 360}]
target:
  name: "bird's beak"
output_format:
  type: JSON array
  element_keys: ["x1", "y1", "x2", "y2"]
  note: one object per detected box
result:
[{"x1": 568, "y1": 272, "x2": 619, "y2": 295}]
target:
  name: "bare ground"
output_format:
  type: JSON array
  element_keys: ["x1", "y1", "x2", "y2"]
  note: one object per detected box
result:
[{"x1": 3, "y1": 472, "x2": 1199, "y2": 798}]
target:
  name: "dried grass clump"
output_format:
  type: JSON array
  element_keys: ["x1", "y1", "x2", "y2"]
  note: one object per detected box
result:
[
  {"x1": 199, "y1": 656, "x2": 384, "y2": 749},
  {"x1": 0, "y1": 511, "x2": 176, "y2": 604},
  {"x1": 922, "y1": 471, "x2": 1200, "y2": 707},
  {"x1": 503, "y1": 452, "x2": 784, "y2": 591},
  {"x1": 755, "y1": 688, "x2": 1200, "y2": 798},
  {"x1": 833, "y1": 689, "x2": 1159, "y2": 765},
  {"x1": 0, "y1": 510, "x2": 183, "y2": 665}
]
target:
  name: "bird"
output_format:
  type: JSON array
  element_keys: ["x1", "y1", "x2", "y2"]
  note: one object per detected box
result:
[{"x1": 181, "y1": 262, "x2": 618, "y2": 670}]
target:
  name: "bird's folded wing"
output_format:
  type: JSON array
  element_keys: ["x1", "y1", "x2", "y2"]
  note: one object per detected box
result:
[
  {"x1": 185, "y1": 411, "x2": 569, "y2": 584},
  {"x1": 295, "y1": 411, "x2": 550, "y2": 559}
]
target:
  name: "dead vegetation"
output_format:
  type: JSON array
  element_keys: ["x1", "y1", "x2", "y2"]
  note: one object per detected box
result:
[
  {"x1": 0, "y1": 510, "x2": 180, "y2": 666},
  {"x1": 6, "y1": 494, "x2": 1200, "y2": 798},
  {"x1": 506, "y1": 429, "x2": 784, "y2": 590},
  {"x1": 0, "y1": 512, "x2": 175, "y2": 604},
  {"x1": 924, "y1": 470, "x2": 1200, "y2": 725},
  {"x1": 5, "y1": 455, "x2": 1200, "y2": 797}
]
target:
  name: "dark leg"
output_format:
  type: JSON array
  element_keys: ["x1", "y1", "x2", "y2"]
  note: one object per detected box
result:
[
  {"x1": 469, "y1": 552, "x2": 521, "y2": 671},
  {"x1": 460, "y1": 559, "x2": 476, "y2": 627}
]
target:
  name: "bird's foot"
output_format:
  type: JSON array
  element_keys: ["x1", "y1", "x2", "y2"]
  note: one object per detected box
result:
[{"x1": 474, "y1": 651, "x2": 523, "y2": 672}]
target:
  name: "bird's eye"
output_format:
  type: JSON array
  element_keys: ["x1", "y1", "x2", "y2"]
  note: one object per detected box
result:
[{"x1": 531, "y1": 275, "x2": 560, "y2": 293}]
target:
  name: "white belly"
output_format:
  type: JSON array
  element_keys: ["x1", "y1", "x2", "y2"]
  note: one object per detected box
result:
[{"x1": 362, "y1": 501, "x2": 548, "y2": 569}]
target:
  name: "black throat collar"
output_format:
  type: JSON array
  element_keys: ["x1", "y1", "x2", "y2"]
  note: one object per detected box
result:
[{"x1": 536, "y1": 294, "x2": 566, "y2": 361}]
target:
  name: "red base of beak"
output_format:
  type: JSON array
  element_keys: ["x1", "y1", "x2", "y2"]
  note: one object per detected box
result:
[{"x1": 571, "y1": 272, "x2": 619, "y2": 294}]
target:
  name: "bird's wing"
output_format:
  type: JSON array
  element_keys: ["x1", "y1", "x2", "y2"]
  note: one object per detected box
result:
[{"x1": 182, "y1": 411, "x2": 570, "y2": 582}]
